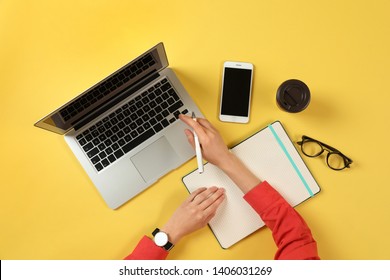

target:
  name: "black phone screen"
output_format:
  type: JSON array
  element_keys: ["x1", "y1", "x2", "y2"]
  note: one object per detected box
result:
[{"x1": 221, "y1": 67, "x2": 252, "y2": 117}]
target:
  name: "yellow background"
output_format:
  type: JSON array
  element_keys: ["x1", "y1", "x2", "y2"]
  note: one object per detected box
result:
[{"x1": 1, "y1": 0, "x2": 389, "y2": 260}]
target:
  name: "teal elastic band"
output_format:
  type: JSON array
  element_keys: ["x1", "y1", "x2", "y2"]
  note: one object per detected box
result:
[{"x1": 268, "y1": 124, "x2": 313, "y2": 197}]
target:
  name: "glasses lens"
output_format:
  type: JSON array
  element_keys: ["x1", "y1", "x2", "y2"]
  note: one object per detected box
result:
[
  {"x1": 301, "y1": 141, "x2": 323, "y2": 157},
  {"x1": 327, "y1": 153, "x2": 346, "y2": 170}
]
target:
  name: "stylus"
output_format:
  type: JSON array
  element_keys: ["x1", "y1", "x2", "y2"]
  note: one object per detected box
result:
[{"x1": 192, "y1": 112, "x2": 204, "y2": 174}]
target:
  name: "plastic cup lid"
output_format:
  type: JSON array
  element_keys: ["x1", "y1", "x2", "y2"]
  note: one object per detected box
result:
[{"x1": 276, "y1": 79, "x2": 311, "y2": 113}]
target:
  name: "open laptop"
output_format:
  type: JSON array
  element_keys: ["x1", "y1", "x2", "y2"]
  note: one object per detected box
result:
[{"x1": 34, "y1": 42, "x2": 203, "y2": 209}]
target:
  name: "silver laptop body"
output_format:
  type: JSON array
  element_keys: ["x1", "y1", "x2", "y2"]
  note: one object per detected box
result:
[{"x1": 34, "y1": 43, "x2": 203, "y2": 209}]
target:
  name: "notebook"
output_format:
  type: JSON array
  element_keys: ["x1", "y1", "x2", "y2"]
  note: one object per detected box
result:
[
  {"x1": 34, "y1": 43, "x2": 203, "y2": 209},
  {"x1": 182, "y1": 121, "x2": 321, "y2": 248}
]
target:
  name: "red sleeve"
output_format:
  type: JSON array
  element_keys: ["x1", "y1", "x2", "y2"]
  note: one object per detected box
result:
[
  {"x1": 244, "y1": 181, "x2": 320, "y2": 260},
  {"x1": 124, "y1": 236, "x2": 169, "y2": 260}
]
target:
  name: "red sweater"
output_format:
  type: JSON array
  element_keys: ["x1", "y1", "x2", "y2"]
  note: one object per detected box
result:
[{"x1": 124, "y1": 181, "x2": 320, "y2": 260}]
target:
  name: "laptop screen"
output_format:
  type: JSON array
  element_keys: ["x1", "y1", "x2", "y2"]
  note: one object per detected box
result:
[{"x1": 34, "y1": 43, "x2": 168, "y2": 134}]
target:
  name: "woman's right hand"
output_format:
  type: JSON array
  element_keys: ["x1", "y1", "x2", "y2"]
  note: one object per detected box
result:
[
  {"x1": 179, "y1": 114, "x2": 232, "y2": 169},
  {"x1": 180, "y1": 114, "x2": 261, "y2": 194}
]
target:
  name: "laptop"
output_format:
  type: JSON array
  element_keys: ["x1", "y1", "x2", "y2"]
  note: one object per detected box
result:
[{"x1": 34, "y1": 42, "x2": 203, "y2": 209}]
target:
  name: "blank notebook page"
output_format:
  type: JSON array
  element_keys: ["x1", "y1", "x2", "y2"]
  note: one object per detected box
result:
[{"x1": 182, "y1": 121, "x2": 320, "y2": 249}]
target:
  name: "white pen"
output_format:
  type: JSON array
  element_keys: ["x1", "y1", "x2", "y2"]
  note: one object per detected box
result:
[{"x1": 192, "y1": 112, "x2": 204, "y2": 174}]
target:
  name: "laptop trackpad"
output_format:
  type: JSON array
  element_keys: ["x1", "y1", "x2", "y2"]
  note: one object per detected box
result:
[{"x1": 130, "y1": 136, "x2": 180, "y2": 183}]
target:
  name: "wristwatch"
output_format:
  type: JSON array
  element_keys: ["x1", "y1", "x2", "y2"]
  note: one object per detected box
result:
[{"x1": 152, "y1": 228, "x2": 174, "y2": 251}]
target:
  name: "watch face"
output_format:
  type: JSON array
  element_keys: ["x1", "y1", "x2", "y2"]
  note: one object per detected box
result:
[{"x1": 154, "y1": 231, "x2": 168, "y2": 247}]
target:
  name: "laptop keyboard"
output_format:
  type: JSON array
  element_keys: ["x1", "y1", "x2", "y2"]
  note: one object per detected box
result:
[{"x1": 75, "y1": 78, "x2": 188, "y2": 172}]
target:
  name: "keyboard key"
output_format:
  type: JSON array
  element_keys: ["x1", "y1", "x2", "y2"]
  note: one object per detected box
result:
[
  {"x1": 161, "y1": 119, "x2": 169, "y2": 127},
  {"x1": 91, "y1": 156, "x2": 100, "y2": 164},
  {"x1": 130, "y1": 131, "x2": 138, "y2": 138},
  {"x1": 136, "y1": 118, "x2": 143, "y2": 126},
  {"x1": 105, "y1": 147, "x2": 113, "y2": 155},
  {"x1": 92, "y1": 138, "x2": 100, "y2": 146},
  {"x1": 111, "y1": 135, "x2": 119, "y2": 142},
  {"x1": 114, "y1": 149, "x2": 124, "y2": 158},
  {"x1": 124, "y1": 135, "x2": 132, "y2": 142},
  {"x1": 117, "y1": 113, "x2": 124, "y2": 120},
  {"x1": 95, "y1": 163, "x2": 103, "y2": 172},
  {"x1": 130, "y1": 113, "x2": 137, "y2": 120},
  {"x1": 161, "y1": 101, "x2": 168, "y2": 109},
  {"x1": 87, "y1": 147, "x2": 99, "y2": 158},
  {"x1": 122, "y1": 129, "x2": 155, "y2": 154},
  {"x1": 118, "y1": 139, "x2": 125, "y2": 147},
  {"x1": 153, "y1": 123, "x2": 163, "y2": 132},
  {"x1": 118, "y1": 121, "x2": 125, "y2": 129},
  {"x1": 108, "y1": 154, "x2": 116, "y2": 163},
  {"x1": 136, "y1": 101, "x2": 143, "y2": 108},
  {"x1": 162, "y1": 92, "x2": 169, "y2": 100},
  {"x1": 137, "y1": 127, "x2": 144, "y2": 134},
  {"x1": 162, "y1": 110, "x2": 169, "y2": 117},
  {"x1": 85, "y1": 134, "x2": 93, "y2": 142},
  {"x1": 102, "y1": 159, "x2": 110, "y2": 167},
  {"x1": 169, "y1": 90, "x2": 180, "y2": 101},
  {"x1": 136, "y1": 109, "x2": 144, "y2": 117},
  {"x1": 168, "y1": 101, "x2": 184, "y2": 113},
  {"x1": 83, "y1": 142, "x2": 94, "y2": 152},
  {"x1": 124, "y1": 117, "x2": 131, "y2": 125},
  {"x1": 130, "y1": 105, "x2": 137, "y2": 112},
  {"x1": 150, "y1": 118, "x2": 157, "y2": 125},
  {"x1": 123, "y1": 109, "x2": 130, "y2": 116},
  {"x1": 156, "y1": 114, "x2": 163, "y2": 121},
  {"x1": 78, "y1": 138, "x2": 87, "y2": 146},
  {"x1": 161, "y1": 83, "x2": 171, "y2": 92},
  {"x1": 143, "y1": 122, "x2": 151, "y2": 130}
]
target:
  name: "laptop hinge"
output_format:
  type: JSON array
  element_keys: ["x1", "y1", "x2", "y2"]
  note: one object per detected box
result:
[{"x1": 73, "y1": 71, "x2": 160, "y2": 131}]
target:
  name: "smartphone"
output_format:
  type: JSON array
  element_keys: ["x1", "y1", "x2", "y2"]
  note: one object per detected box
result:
[{"x1": 219, "y1": 61, "x2": 254, "y2": 123}]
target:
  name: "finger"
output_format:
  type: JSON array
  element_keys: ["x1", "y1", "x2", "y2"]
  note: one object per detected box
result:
[
  {"x1": 179, "y1": 114, "x2": 207, "y2": 140},
  {"x1": 203, "y1": 192, "x2": 226, "y2": 221},
  {"x1": 199, "y1": 188, "x2": 225, "y2": 210},
  {"x1": 184, "y1": 129, "x2": 195, "y2": 149},
  {"x1": 191, "y1": 186, "x2": 219, "y2": 204},
  {"x1": 197, "y1": 118, "x2": 217, "y2": 133},
  {"x1": 187, "y1": 187, "x2": 207, "y2": 202}
]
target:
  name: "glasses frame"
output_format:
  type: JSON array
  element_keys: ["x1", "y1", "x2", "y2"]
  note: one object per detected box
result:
[{"x1": 297, "y1": 135, "x2": 353, "y2": 171}]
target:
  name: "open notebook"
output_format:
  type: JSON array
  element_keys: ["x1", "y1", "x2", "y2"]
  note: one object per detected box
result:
[{"x1": 182, "y1": 121, "x2": 320, "y2": 249}]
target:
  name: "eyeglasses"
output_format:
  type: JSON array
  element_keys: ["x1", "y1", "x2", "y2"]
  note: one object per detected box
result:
[{"x1": 297, "y1": 135, "x2": 353, "y2": 171}]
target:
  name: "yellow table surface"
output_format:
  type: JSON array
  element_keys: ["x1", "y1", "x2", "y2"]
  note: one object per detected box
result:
[{"x1": 1, "y1": 0, "x2": 389, "y2": 260}]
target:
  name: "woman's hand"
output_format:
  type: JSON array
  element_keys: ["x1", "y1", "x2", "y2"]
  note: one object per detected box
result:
[
  {"x1": 179, "y1": 114, "x2": 231, "y2": 169},
  {"x1": 161, "y1": 186, "x2": 225, "y2": 244},
  {"x1": 179, "y1": 113, "x2": 261, "y2": 194}
]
